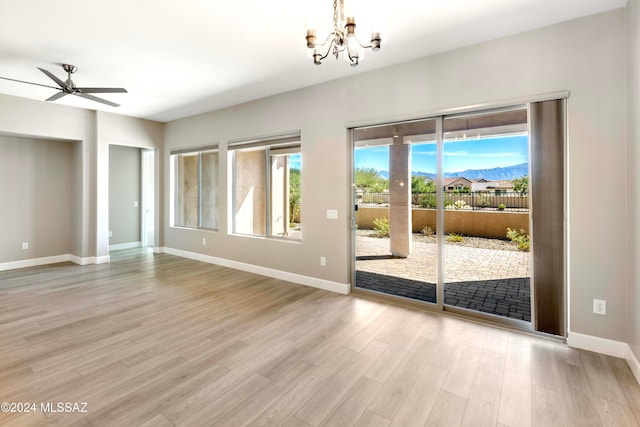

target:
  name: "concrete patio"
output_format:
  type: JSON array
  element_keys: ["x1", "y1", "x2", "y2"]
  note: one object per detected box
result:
[{"x1": 355, "y1": 233, "x2": 531, "y2": 321}]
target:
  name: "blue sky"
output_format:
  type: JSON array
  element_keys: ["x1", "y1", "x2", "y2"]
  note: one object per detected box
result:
[
  {"x1": 355, "y1": 135, "x2": 528, "y2": 173},
  {"x1": 290, "y1": 153, "x2": 301, "y2": 169}
]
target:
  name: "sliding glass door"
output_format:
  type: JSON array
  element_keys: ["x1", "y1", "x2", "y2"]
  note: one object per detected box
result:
[
  {"x1": 353, "y1": 119, "x2": 438, "y2": 304},
  {"x1": 352, "y1": 101, "x2": 565, "y2": 335},
  {"x1": 442, "y1": 107, "x2": 531, "y2": 323}
]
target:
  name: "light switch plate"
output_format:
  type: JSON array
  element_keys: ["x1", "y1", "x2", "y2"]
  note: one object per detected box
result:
[{"x1": 326, "y1": 209, "x2": 338, "y2": 219}]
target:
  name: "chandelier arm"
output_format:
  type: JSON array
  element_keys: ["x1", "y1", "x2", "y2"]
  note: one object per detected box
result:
[
  {"x1": 319, "y1": 38, "x2": 338, "y2": 61},
  {"x1": 315, "y1": 31, "x2": 338, "y2": 48},
  {"x1": 313, "y1": 38, "x2": 339, "y2": 64},
  {"x1": 352, "y1": 36, "x2": 373, "y2": 49}
]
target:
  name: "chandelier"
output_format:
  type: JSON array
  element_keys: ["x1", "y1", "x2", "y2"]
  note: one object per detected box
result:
[{"x1": 305, "y1": 0, "x2": 381, "y2": 66}]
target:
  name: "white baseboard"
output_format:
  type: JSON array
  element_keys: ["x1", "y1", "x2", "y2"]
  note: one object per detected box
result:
[
  {"x1": 69, "y1": 255, "x2": 96, "y2": 266},
  {"x1": 568, "y1": 331, "x2": 640, "y2": 385},
  {"x1": 109, "y1": 241, "x2": 141, "y2": 251},
  {"x1": 0, "y1": 254, "x2": 111, "y2": 271},
  {"x1": 95, "y1": 255, "x2": 111, "y2": 264},
  {"x1": 627, "y1": 345, "x2": 640, "y2": 386},
  {"x1": 567, "y1": 331, "x2": 628, "y2": 358},
  {"x1": 161, "y1": 247, "x2": 349, "y2": 295},
  {"x1": 0, "y1": 254, "x2": 72, "y2": 271}
]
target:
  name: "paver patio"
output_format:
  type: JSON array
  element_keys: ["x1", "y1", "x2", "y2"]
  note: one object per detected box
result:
[{"x1": 355, "y1": 234, "x2": 531, "y2": 321}]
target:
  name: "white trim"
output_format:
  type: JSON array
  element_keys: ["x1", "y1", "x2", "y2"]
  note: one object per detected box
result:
[
  {"x1": 95, "y1": 255, "x2": 111, "y2": 264},
  {"x1": 0, "y1": 254, "x2": 72, "y2": 271},
  {"x1": 346, "y1": 91, "x2": 570, "y2": 130},
  {"x1": 161, "y1": 247, "x2": 349, "y2": 295},
  {"x1": 567, "y1": 333, "x2": 640, "y2": 385},
  {"x1": 567, "y1": 331, "x2": 628, "y2": 358},
  {"x1": 627, "y1": 346, "x2": 640, "y2": 386},
  {"x1": 69, "y1": 255, "x2": 96, "y2": 266},
  {"x1": 0, "y1": 254, "x2": 115, "y2": 271},
  {"x1": 109, "y1": 241, "x2": 142, "y2": 251}
]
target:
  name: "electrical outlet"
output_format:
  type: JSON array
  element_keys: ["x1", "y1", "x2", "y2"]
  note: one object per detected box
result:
[
  {"x1": 202, "y1": 238, "x2": 206, "y2": 246},
  {"x1": 109, "y1": 231, "x2": 113, "y2": 237},
  {"x1": 320, "y1": 256, "x2": 326, "y2": 267},
  {"x1": 22, "y1": 242, "x2": 29, "y2": 250},
  {"x1": 593, "y1": 299, "x2": 606, "y2": 315}
]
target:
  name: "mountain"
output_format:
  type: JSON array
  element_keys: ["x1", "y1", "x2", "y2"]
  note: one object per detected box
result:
[
  {"x1": 377, "y1": 163, "x2": 528, "y2": 181},
  {"x1": 444, "y1": 163, "x2": 528, "y2": 180}
]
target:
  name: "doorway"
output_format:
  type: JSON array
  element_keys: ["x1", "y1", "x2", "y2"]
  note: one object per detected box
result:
[{"x1": 352, "y1": 102, "x2": 565, "y2": 334}]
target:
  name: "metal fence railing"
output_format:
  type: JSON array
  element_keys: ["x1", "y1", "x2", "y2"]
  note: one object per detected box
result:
[{"x1": 356, "y1": 191, "x2": 529, "y2": 212}]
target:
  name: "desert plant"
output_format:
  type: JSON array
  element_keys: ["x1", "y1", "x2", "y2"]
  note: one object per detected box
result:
[
  {"x1": 421, "y1": 226, "x2": 434, "y2": 236},
  {"x1": 446, "y1": 232, "x2": 464, "y2": 243},
  {"x1": 418, "y1": 194, "x2": 437, "y2": 209},
  {"x1": 372, "y1": 217, "x2": 390, "y2": 237},
  {"x1": 476, "y1": 195, "x2": 490, "y2": 208},
  {"x1": 451, "y1": 200, "x2": 471, "y2": 210},
  {"x1": 507, "y1": 227, "x2": 530, "y2": 252}
]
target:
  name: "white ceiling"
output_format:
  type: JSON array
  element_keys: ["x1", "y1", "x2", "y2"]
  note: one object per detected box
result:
[{"x1": 0, "y1": 0, "x2": 627, "y2": 122}]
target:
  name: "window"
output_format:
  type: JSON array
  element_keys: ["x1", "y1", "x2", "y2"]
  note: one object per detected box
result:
[
  {"x1": 171, "y1": 145, "x2": 219, "y2": 230},
  {"x1": 230, "y1": 132, "x2": 301, "y2": 240}
]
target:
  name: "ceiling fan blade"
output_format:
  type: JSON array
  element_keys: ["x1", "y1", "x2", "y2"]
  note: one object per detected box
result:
[
  {"x1": 45, "y1": 91, "x2": 67, "y2": 102},
  {"x1": 75, "y1": 92, "x2": 120, "y2": 107},
  {"x1": 0, "y1": 75, "x2": 59, "y2": 90},
  {"x1": 75, "y1": 87, "x2": 128, "y2": 94},
  {"x1": 37, "y1": 67, "x2": 67, "y2": 88}
]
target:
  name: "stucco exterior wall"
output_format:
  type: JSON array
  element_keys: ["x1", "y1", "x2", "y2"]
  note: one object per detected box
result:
[{"x1": 357, "y1": 207, "x2": 529, "y2": 239}]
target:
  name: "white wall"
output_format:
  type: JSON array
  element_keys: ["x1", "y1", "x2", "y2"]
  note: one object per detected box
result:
[
  {"x1": 165, "y1": 10, "x2": 628, "y2": 342},
  {"x1": 626, "y1": 0, "x2": 640, "y2": 367}
]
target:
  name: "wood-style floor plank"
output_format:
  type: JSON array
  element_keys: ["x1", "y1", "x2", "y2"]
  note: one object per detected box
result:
[{"x1": 0, "y1": 249, "x2": 638, "y2": 426}]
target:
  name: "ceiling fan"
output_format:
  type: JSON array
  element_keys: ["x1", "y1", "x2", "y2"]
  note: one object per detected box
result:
[{"x1": 0, "y1": 64, "x2": 127, "y2": 107}]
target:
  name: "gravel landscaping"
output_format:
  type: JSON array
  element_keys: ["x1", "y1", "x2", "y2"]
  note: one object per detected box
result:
[{"x1": 356, "y1": 229, "x2": 522, "y2": 252}]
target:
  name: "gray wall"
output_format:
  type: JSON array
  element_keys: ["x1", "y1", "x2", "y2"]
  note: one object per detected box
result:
[
  {"x1": 109, "y1": 145, "x2": 141, "y2": 246},
  {"x1": 0, "y1": 135, "x2": 75, "y2": 262},
  {"x1": 0, "y1": 95, "x2": 164, "y2": 261},
  {"x1": 165, "y1": 10, "x2": 629, "y2": 343},
  {"x1": 627, "y1": 0, "x2": 640, "y2": 365}
]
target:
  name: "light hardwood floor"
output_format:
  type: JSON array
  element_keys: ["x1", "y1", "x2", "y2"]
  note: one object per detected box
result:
[{"x1": 0, "y1": 249, "x2": 639, "y2": 426}]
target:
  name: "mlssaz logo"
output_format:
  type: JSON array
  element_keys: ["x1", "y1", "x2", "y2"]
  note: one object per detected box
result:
[{"x1": 40, "y1": 402, "x2": 88, "y2": 413}]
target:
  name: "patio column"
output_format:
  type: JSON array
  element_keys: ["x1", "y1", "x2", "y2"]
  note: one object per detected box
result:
[{"x1": 389, "y1": 137, "x2": 412, "y2": 257}]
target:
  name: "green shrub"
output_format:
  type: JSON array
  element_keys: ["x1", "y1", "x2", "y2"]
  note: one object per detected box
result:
[
  {"x1": 507, "y1": 227, "x2": 530, "y2": 252},
  {"x1": 419, "y1": 194, "x2": 436, "y2": 209},
  {"x1": 372, "y1": 217, "x2": 390, "y2": 237},
  {"x1": 497, "y1": 203, "x2": 506, "y2": 211},
  {"x1": 446, "y1": 232, "x2": 464, "y2": 243}
]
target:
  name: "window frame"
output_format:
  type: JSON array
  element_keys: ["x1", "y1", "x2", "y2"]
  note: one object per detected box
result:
[
  {"x1": 229, "y1": 131, "x2": 301, "y2": 241},
  {"x1": 170, "y1": 144, "x2": 220, "y2": 231}
]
